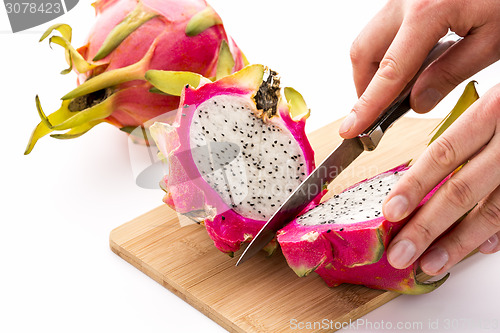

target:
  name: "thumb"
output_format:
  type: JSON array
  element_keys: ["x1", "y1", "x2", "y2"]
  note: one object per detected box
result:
[{"x1": 411, "y1": 33, "x2": 500, "y2": 113}]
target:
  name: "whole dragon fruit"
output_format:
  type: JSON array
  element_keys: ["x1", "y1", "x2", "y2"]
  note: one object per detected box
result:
[
  {"x1": 149, "y1": 64, "x2": 316, "y2": 256},
  {"x1": 25, "y1": 0, "x2": 247, "y2": 154},
  {"x1": 277, "y1": 164, "x2": 451, "y2": 294}
]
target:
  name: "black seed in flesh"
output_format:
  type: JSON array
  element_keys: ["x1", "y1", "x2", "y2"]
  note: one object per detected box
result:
[{"x1": 297, "y1": 171, "x2": 405, "y2": 226}]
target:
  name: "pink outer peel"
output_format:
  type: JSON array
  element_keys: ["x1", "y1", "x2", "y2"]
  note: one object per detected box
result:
[
  {"x1": 314, "y1": 252, "x2": 450, "y2": 295},
  {"x1": 80, "y1": 0, "x2": 246, "y2": 128}
]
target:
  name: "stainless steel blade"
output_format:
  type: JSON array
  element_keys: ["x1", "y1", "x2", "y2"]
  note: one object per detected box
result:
[{"x1": 236, "y1": 138, "x2": 364, "y2": 265}]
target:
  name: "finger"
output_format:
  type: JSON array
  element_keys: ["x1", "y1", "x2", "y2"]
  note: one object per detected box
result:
[
  {"x1": 351, "y1": 1, "x2": 404, "y2": 97},
  {"x1": 420, "y1": 186, "x2": 500, "y2": 276},
  {"x1": 411, "y1": 30, "x2": 500, "y2": 113},
  {"x1": 383, "y1": 83, "x2": 500, "y2": 223},
  {"x1": 340, "y1": 14, "x2": 449, "y2": 138},
  {"x1": 479, "y1": 231, "x2": 500, "y2": 254},
  {"x1": 386, "y1": 129, "x2": 500, "y2": 270}
]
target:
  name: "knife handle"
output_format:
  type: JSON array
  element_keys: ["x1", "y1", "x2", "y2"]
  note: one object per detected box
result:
[{"x1": 358, "y1": 33, "x2": 461, "y2": 151}]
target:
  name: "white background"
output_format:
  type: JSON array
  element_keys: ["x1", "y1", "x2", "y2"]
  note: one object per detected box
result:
[{"x1": 1, "y1": 0, "x2": 499, "y2": 332}]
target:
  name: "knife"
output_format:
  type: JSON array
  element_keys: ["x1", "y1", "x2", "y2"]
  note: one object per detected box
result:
[{"x1": 236, "y1": 35, "x2": 460, "y2": 266}]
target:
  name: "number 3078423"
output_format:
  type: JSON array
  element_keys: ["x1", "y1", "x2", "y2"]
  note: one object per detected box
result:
[{"x1": 5, "y1": 2, "x2": 62, "y2": 14}]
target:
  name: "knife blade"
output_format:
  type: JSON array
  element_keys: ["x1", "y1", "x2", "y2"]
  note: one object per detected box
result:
[
  {"x1": 236, "y1": 33, "x2": 460, "y2": 266},
  {"x1": 236, "y1": 137, "x2": 364, "y2": 265}
]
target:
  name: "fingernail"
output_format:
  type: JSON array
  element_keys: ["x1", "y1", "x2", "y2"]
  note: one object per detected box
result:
[
  {"x1": 339, "y1": 112, "x2": 356, "y2": 134},
  {"x1": 388, "y1": 239, "x2": 416, "y2": 269},
  {"x1": 479, "y1": 234, "x2": 499, "y2": 254},
  {"x1": 416, "y1": 88, "x2": 442, "y2": 112},
  {"x1": 384, "y1": 195, "x2": 409, "y2": 221},
  {"x1": 421, "y1": 247, "x2": 449, "y2": 275}
]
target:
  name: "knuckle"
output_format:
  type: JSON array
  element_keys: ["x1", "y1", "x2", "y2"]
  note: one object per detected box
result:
[
  {"x1": 443, "y1": 177, "x2": 476, "y2": 210},
  {"x1": 477, "y1": 36, "x2": 500, "y2": 62},
  {"x1": 377, "y1": 55, "x2": 403, "y2": 82},
  {"x1": 350, "y1": 39, "x2": 362, "y2": 66},
  {"x1": 403, "y1": 173, "x2": 426, "y2": 198},
  {"x1": 492, "y1": 87, "x2": 500, "y2": 106},
  {"x1": 353, "y1": 94, "x2": 371, "y2": 113},
  {"x1": 408, "y1": 0, "x2": 450, "y2": 17},
  {"x1": 351, "y1": 94, "x2": 380, "y2": 130},
  {"x1": 408, "y1": 0, "x2": 433, "y2": 13},
  {"x1": 477, "y1": 199, "x2": 500, "y2": 229},
  {"x1": 435, "y1": 63, "x2": 467, "y2": 87},
  {"x1": 447, "y1": 232, "x2": 469, "y2": 256},
  {"x1": 484, "y1": 86, "x2": 500, "y2": 118},
  {"x1": 412, "y1": 219, "x2": 435, "y2": 243},
  {"x1": 428, "y1": 137, "x2": 458, "y2": 169}
]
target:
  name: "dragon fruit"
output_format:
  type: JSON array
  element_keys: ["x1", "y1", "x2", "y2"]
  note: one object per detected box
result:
[
  {"x1": 277, "y1": 164, "x2": 451, "y2": 294},
  {"x1": 149, "y1": 64, "x2": 316, "y2": 256},
  {"x1": 25, "y1": 0, "x2": 247, "y2": 154},
  {"x1": 276, "y1": 82, "x2": 481, "y2": 294}
]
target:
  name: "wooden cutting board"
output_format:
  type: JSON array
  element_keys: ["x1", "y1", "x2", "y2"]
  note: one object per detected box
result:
[{"x1": 110, "y1": 117, "x2": 443, "y2": 333}]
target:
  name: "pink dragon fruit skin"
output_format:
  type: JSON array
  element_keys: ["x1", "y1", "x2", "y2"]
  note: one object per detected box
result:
[
  {"x1": 79, "y1": 0, "x2": 247, "y2": 116},
  {"x1": 83, "y1": 0, "x2": 246, "y2": 73},
  {"x1": 25, "y1": 0, "x2": 247, "y2": 154},
  {"x1": 150, "y1": 64, "x2": 316, "y2": 256},
  {"x1": 277, "y1": 164, "x2": 451, "y2": 294},
  {"x1": 314, "y1": 252, "x2": 449, "y2": 295}
]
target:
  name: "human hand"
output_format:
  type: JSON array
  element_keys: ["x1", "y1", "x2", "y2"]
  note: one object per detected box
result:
[
  {"x1": 384, "y1": 83, "x2": 500, "y2": 275},
  {"x1": 344, "y1": 0, "x2": 500, "y2": 275},
  {"x1": 342, "y1": 0, "x2": 500, "y2": 137}
]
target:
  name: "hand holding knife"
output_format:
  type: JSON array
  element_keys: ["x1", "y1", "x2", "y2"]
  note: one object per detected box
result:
[{"x1": 236, "y1": 33, "x2": 460, "y2": 266}]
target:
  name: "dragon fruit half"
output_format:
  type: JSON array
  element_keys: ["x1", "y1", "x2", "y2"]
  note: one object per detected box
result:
[
  {"x1": 277, "y1": 164, "x2": 451, "y2": 294},
  {"x1": 149, "y1": 64, "x2": 316, "y2": 256},
  {"x1": 276, "y1": 82, "x2": 480, "y2": 294},
  {"x1": 25, "y1": 0, "x2": 247, "y2": 154}
]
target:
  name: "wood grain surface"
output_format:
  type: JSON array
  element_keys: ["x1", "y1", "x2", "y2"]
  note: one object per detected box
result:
[{"x1": 110, "y1": 117, "x2": 443, "y2": 333}]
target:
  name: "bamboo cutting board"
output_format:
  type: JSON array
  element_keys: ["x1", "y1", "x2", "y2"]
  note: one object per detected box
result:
[{"x1": 110, "y1": 117, "x2": 443, "y2": 333}]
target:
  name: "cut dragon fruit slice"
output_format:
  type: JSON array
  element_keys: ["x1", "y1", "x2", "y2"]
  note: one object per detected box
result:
[{"x1": 277, "y1": 164, "x2": 451, "y2": 294}]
